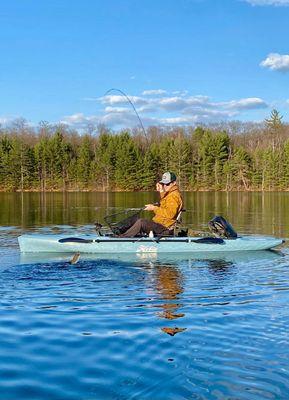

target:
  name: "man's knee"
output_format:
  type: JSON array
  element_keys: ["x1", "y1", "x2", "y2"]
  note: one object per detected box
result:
[
  {"x1": 138, "y1": 218, "x2": 147, "y2": 228},
  {"x1": 132, "y1": 218, "x2": 145, "y2": 229}
]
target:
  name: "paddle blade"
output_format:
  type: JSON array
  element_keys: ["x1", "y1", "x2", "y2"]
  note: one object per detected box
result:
[
  {"x1": 59, "y1": 237, "x2": 93, "y2": 244},
  {"x1": 192, "y1": 237, "x2": 224, "y2": 244}
]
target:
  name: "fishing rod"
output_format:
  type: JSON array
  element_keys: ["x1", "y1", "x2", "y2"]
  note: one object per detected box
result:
[{"x1": 104, "y1": 88, "x2": 148, "y2": 141}]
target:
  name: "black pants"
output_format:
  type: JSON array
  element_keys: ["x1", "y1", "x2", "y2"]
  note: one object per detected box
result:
[{"x1": 120, "y1": 218, "x2": 171, "y2": 238}]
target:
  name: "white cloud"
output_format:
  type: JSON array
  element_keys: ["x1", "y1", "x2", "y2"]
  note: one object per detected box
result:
[
  {"x1": 172, "y1": 90, "x2": 189, "y2": 97},
  {"x1": 104, "y1": 106, "x2": 130, "y2": 113},
  {"x1": 158, "y1": 95, "x2": 210, "y2": 111},
  {"x1": 61, "y1": 92, "x2": 269, "y2": 129},
  {"x1": 158, "y1": 97, "x2": 188, "y2": 111},
  {"x1": 100, "y1": 95, "x2": 148, "y2": 106},
  {"x1": 160, "y1": 110, "x2": 236, "y2": 125},
  {"x1": 101, "y1": 111, "x2": 139, "y2": 126},
  {"x1": 182, "y1": 107, "x2": 237, "y2": 118},
  {"x1": 0, "y1": 115, "x2": 21, "y2": 126},
  {"x1": 137, "y1": 105, "x2": 159, "y2": 113},
  {"x1": 260, "y1": 53, "x2": 289, "y2": 71},
  {"x1": 101, "y1": 112, "x2": 156, "y2": 127},
  {"x1": 0, "y1": 117, "x2": 9, "y2": 124},
  {"x1": 60, "y1": 110, "x2": 156, "y2": 129},
  {"x1": 224, "y1": 97, "x2": 268, "y2": 110},
  {"x1": 160, "y1": 116, "x2": 199, "y2": 125},
  {"x1": 142, "y1": 89, "x2": 167, "y2": 96},
  {"x1": 60, "y1": 113, "x2": 99, "y2": 128},
  {"x1": 245, "y1": 0, "x2": 289, "y2": 5}
]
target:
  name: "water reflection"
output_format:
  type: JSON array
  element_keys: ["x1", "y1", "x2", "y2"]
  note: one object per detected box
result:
[
  {"x1": 155, "y1": 265, "x2": 184, "y2": 320},
  {"x1": 205, "y1": 259, "x2": 234, "y2": 278},
  {"x1": 1, "y1": 191, "x2": 289, "y2": 238},
  {"x1": 19, "y1": 250, "x2": 282, "y2": 268},
  {"x1": 2, "y1": 249, "x2": 289, "y2": 399},
  {"x1": 152, "y1": 264, "x2": 186, "y2": 336}
]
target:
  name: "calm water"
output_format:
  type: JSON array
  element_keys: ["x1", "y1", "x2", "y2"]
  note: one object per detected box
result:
[{"x1": 1, "y1": 192, "x2": 289, "y2": 399}]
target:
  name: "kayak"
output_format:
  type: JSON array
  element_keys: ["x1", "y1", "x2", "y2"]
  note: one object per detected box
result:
[{"x1": 18, "y1": 233, "x2": 284, "y2": 254}]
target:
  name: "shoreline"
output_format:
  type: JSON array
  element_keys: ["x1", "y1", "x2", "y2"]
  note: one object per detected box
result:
[{"x1": 1, "y1": 188, "x2": 289, "y2": 193}]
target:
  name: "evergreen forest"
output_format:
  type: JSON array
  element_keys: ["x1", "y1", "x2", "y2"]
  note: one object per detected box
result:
[{"x1": 1, "y1": 110, "x2": 289, "y2": 192}]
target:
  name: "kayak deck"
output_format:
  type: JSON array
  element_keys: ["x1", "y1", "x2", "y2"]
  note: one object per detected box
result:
[{"x1": 18, "y1": 234, "x2": 284, "y2": 253}]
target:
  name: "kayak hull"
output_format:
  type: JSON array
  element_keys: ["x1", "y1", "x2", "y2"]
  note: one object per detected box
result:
[{"x1": 18, "y1": 234, "x2": 284, "y2": 253}]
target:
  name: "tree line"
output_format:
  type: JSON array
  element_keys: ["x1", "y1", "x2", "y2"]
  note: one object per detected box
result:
[{"x1": 0, "y1": 110, "x2": 289, "y2": 192}]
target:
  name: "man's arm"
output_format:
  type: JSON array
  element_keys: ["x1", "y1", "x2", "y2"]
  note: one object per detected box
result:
[{"x1": 144, "y1": 183, "x2": 165, "y2": 210}]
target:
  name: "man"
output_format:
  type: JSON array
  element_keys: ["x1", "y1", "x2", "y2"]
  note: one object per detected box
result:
[{"x1": 120, "y1": 171, "x2": 183, "y2": 237}]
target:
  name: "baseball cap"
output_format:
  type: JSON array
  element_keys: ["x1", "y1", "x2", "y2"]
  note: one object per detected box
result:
[{"x1": 159, "y1": 171, "x2": 177, "y2": 184}]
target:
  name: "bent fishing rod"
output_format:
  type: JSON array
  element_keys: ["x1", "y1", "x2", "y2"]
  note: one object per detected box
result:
[{"x1": 104, "y1": 88, "x2": 148, "y2": 141}]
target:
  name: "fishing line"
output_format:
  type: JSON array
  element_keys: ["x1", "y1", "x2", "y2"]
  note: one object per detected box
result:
[{"x1": 104, "y1": 88, "x2": 148, "y2": 140}]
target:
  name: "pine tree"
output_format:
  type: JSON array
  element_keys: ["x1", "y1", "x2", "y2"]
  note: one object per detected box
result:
[
  {"x1": 230, "y1": 147, "x2": 252, "y2": 190},
  {"x1": 212, "y1": 132, "x2": 230, "y2": 189},
  {"x1": 140, "y1": 144, "x2": 160, "y2": 190},
  {"x1": 265, "y1": 109, "x2": 284, "y2": 151},
  {"x1": 282, "y1": 139, "x2": 289, "y2": 190},
  {"x1": 77, "y1": 135, "x2": 93, "y2": 188},
  {"x1": 94, "y1": 133, "x2": 117, "y2": 191},
  {"x1": 265, "y1": 109, "x2": 283, "y2": 130},
  {"x1": 48, "y1": 131, "x2": 67, "y2": 188},
  {"x1": 114, "y1": 132, "x2": 141, "y2": 190},
  {"x1": 0, "y1": 136, "x2": 13, "y2": 190},
  {"x1": 198, "y1": 130, "x2": 215, "y2": 189},
  {"x1": 34, "y1": 137, "x2": 50, "y2": 191},
  {"x1": 167, "y1": 135, "x2": 192, "y2": 190}
]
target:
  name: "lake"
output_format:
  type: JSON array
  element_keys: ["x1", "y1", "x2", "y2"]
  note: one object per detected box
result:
[{"x1": 1, "y1": 192, "x2": 289, "y2": 399}]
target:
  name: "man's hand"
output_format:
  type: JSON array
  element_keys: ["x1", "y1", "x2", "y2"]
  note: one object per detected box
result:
[
  {"x1": 144, "y1": 204, "x2": 156, "y2": 211},
  {"x1": 156, "y1": 182, "x2": 164, "y2": 192}
]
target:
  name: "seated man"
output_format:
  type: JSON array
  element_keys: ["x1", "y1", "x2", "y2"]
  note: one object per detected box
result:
[{"x1": 120, "y1": 171, "x2": 183, "y2": 237}]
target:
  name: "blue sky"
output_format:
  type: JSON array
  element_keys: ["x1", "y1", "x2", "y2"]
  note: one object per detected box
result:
[{"x1": 1, "y1": 0, "x2": 289, "y2": 129}]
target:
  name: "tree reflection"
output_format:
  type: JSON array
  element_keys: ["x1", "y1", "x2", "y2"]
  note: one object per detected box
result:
[{"x1": 205, "y1": 259, "x2": 234, "y2": 278}]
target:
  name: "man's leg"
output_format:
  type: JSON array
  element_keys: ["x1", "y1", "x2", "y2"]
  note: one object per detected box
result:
[{"x1": 120, "y1": 218, "x2": 168, "y2": 238}]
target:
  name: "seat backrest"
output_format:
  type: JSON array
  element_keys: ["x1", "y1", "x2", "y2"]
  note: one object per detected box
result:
[
  {"x1": 176, "y1": 208, "x2": 185, "y2": 224},
  {"x1": 168, "y1": 209, "x2": 185, "y2": 231},
  {"x1": 160, "y1": 209, "x2": 187, "y2": 237}
]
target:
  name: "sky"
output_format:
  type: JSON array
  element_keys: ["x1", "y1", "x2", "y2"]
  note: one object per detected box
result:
[{"x1": 1, "y1": 0, "x2": 289, "y2": 130}]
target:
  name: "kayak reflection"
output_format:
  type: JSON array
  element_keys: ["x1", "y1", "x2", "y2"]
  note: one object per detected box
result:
[{"x1": 19, "y1": 249, "x2": 283, "y2": 266}]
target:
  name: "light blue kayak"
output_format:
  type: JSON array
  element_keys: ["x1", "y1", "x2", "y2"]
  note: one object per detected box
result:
[{"x1": 18, "y1": 233, "x2": 284, "y2": 254}]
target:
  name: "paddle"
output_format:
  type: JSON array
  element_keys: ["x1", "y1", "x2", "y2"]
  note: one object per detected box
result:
[
  {"x1": 191, "y1": 237, "x2": 224, "y2": 244},
  {"x1": 58, "y1": 236, "x2": 225, "y2": 245},
  {"x1": 59, "y1": 237, "x2": 94, "y2": 244}
]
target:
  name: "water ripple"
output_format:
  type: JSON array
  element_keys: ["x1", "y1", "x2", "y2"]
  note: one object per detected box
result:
[{"x1": 1, "y1": 242, "x2": 289, "y2": 398}]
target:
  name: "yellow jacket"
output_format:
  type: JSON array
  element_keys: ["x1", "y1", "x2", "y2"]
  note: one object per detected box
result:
[{"x1": 153, "y1": 185, "x2": 183, "y2": 228}]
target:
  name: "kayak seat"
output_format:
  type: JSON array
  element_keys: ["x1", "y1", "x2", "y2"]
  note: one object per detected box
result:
[
  {"x1": 171, "y1": 209, "x2": 188, "y2": 237},
  {"x1": 156, "y1": 209, "x2": 187, "y2": 238}
]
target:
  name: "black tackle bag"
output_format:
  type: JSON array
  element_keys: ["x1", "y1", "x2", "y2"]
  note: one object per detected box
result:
[{"x1": 208, "y1": 216, "x2": 238, "y2": 239}]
